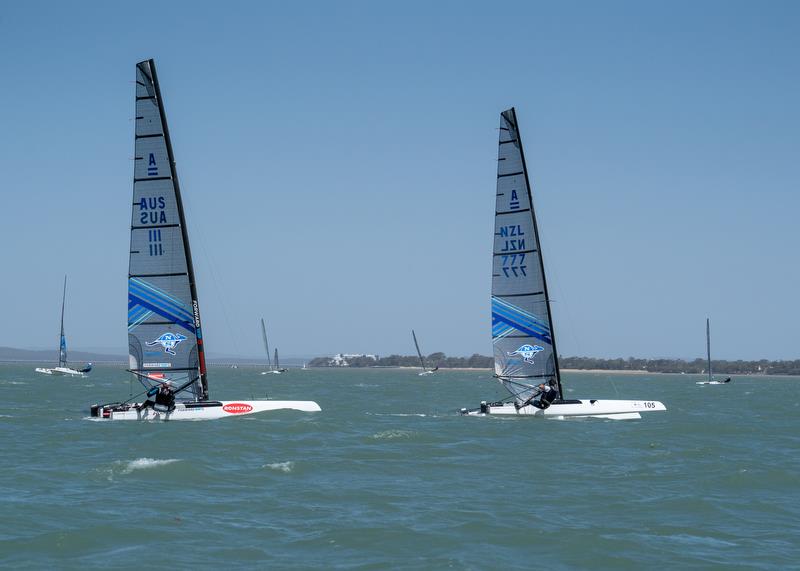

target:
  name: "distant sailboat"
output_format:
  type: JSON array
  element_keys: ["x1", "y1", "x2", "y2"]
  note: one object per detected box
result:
[
  {"x1": 35, "y1": 276, "x2": 92, "y2": 377},
  {"x1": 696, "y1": 318, "x2": 731, "y2": 385},
  {"x1": 461, "y1": 108, "x2": 666, "y2": 419},
  {"x1": 90, "y1": 59, "x2": 319, "y2": 420},
  {"x1": 412, "y1": 330, "x2": 438, "y2": 376},
  {"x1": 260, "y1": 319, "x2": 286, "y2": 374},
  {"x1": 274, "y1": 348, "x2": 288, "y2": 373}
]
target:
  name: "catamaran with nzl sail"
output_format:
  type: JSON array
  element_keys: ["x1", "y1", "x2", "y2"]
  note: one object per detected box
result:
[
  {"x1": 696, "y1": 318, "x2": 731, "y2": 385},
  {"x1": 90, "y1": 60, "x2": 320, "y2": 421},
  {"x1": 35, "y1": 275, "x2": 92, "y2": 377},
  {"x1": 412, "y1": 330, "x2": 438, "y2": 376},
  {"x1": 461, "y1": 108, "x2": 666, "y2": 420}
]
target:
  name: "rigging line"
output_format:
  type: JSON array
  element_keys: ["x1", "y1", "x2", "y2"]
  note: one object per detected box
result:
[
  {"x1": 491, "y1": 377, "x2": 542, "y2": 403},
  {"x1": 180, "y1": 183, "x2": 243, "y2": 360},
  {"x1": 609, "y1": 376, "x2": 621, "y2": 398},
  {"x1": 533, "y1": 204, "x2": 582, "y2": 365}
]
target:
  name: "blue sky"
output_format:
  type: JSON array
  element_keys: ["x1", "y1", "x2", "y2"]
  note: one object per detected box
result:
[{"x1": 0, "y1": 1, "x2": 797, "y2": 360}]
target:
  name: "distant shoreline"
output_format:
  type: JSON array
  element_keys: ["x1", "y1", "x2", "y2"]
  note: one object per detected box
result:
[{"x1": 563, "y1": 368, "x2": 660, "y2": 375}]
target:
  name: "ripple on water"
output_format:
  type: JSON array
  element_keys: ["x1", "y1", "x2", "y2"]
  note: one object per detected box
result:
[{"x1": 370, "y1": 429, "x2": 417, "y2": 440}]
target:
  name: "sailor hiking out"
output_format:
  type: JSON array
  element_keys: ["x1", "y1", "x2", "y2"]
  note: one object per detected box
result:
[
  {"x1": 138, "y1": 381, "x2": 176, "y2": 413},
  {"x1": 517, "y1": 378, "x2": 559, "y2": 410}
]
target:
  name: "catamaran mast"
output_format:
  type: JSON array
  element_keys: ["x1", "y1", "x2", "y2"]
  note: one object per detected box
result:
[
  {"x1": 146, "y1": 59, "x2": 208, "y2": 400},
  {"x1": 412, "y1": 330, "x2": 427, "y2": 370},
  {"x1": 261, "y1": 318, "x2": 272, "y2": 369},
  {"x1": 59, "y1": 275, "x2": 67, "y2": 367},
  {"x1": 511, "y1": 107, "x2": 563, "y2": 398},
  {"x1": 706, "y1": 318, "x2": 712, "y2": 383}
]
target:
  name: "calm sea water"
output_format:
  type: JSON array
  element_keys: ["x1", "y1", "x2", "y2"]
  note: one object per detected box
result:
[{"x1": 0, "y1": 365, "x2": 797, "y2": 569}]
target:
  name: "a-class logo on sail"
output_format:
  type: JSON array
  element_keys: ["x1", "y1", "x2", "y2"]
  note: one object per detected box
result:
[
  {"x1": 147, "y1": 152, "x2": 158, "y2": 176},
  {"x1": 507, "y1": 344, "x2": 544, "y2": 364},
  {"x1": 145, "y1": 332, "x2": 187, "y2": 355},
  {"x1": 223, "y1": 403, "x2": 253, "y2": 414}
]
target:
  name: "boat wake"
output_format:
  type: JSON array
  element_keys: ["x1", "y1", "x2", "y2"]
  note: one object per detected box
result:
[
  {"x1": 120, "y1": 457, "x2": 181, "y2": 474},
  {"x1": 264, "y1": 461, "x2": 294, "y2": 473}
]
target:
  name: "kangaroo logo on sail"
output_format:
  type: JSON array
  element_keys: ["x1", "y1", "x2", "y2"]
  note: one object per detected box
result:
[
  {"x1": 507, "y1": 344, "x2": 544, "y2": 364},
  {"x1": 146, "y1": 332, "x2": 187, "y2": 355}
]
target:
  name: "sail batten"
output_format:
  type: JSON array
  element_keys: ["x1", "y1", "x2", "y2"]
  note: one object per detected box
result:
[
  {"x1": 491, "y1": 108, "x2": 562, "y2": 403},
  {"x1": 127, "y1": 59, "x2": 207, "y2": 401}
]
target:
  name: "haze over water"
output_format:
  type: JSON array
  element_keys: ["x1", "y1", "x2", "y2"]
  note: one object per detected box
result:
[{"x1": 1, "y1": 365, "x2": 797, "y2": 569}]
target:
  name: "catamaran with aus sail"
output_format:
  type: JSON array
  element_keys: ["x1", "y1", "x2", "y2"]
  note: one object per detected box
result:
[
  {"x1": 461, "y1": 108, "x2": 666, "y2": 420},
  {"x1": 90, "y1": 60, "x2": 320, "y2": 421},
  {"x1": 35, "y1": 275, "x2": 92, "y2": 377}
]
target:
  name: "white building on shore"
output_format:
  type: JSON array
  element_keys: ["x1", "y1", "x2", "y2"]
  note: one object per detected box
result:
[{"x1": 329, "y1": 353, "x2": 378, "y2": 366}]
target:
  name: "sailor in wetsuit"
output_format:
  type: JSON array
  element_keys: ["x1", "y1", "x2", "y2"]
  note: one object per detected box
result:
[
  {"x1": 517, "y1": 379, "x2": 559, "y2": 410},
  {"x1": 533, "y1": 379, "x2": 559, "y2": 409},
  {"x1": 138, "y1": 382, "x2": 176, "y2": 413}
]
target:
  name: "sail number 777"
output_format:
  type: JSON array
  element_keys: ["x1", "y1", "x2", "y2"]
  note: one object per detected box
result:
[{"x1": 501, "y1": 254, "x2": 526, "y2": 277}]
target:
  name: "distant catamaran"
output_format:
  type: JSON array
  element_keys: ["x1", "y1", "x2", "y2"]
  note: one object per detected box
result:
[
  {"x1": 696, "y1": 318, "x2": 731, "y2": 385},
  {"x1": 461, "y1": 108, "x2": 666, "y2": 419},
  {"x1": 260, "y1": 318, "x2": 287, "y2": 374},
  {"x1": 35, "y1": 276, "x2": 92, "y2": 377},
  {"x1": 412, "y1": 330, "x2": 438, "y2": 376},
  {"x1": 90, "y1": 59, "x2": 319, "y2": 420}
]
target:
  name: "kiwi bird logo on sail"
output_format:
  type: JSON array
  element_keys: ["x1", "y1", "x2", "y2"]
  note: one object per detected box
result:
[
  {"x1": 146, "y1": 332, "x2": 187, "y2": 355},
  {"x1": 508, "y1": 344, "x2": 544, "y2": 364}
]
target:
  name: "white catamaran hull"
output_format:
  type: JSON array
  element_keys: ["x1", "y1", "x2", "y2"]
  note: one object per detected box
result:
[
  {"x1": 35, "y1": 367, "x2": 87, "y2": 377},
  {"x1": 91, "y1": 400, "x2": 321, "y2": 421},
  {"x1": 463, "y1": 399, "x2": 666, "y2": 420},
  {"x1": 696, "y1": 381, "x2": 730, "y2": 385}
]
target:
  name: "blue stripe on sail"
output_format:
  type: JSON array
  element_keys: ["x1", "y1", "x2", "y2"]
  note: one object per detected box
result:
[
  {"x1": 129, "y1": 278, "x2": 193, "y2": 318},
  {"x1": 492, "y1": 296, "x2": 550, "y2": 325},
  {"x1": 127, "y1": 306, "x2": 144, "y2": 322},
  {"x1": 492, "y1": 323, "x2": 515, "y2": 340},
  {"x1": 129, "y1": 281, "x2": 193, "y2": 322},
  {"x1": 491, "y1": 304, "x2": 550, "y2": 337},
  {"x1": 130, "y1": 278, "x2": 188, "y2": 311},
  {"x1": 127, "y1": 305, "x2": 152, "y2": 330},
  {"x1": 128, "y1": 294, "x2": 195, "y2": 334},
  {"x1": 128, "y1": 309, "x2": 152, "y2": 331},
  {"x1": 492, "y1": 312, "x2": 552, "y2": 344},
  {"x1": 128, "y1": 281, "x2": 193, "y2": 323},
  {"x1": 491, "y1": 297, "x2": 551, "y2": 335}
]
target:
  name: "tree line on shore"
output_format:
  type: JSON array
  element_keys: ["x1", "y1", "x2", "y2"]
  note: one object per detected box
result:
[{"x1": 308, "y1": 354, "x2": 800, "y2": 375}]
